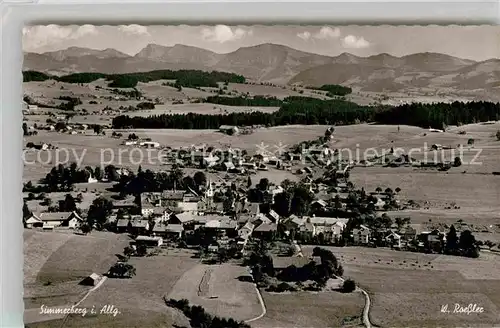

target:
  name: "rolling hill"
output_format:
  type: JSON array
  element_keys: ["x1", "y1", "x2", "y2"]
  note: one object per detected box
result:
[{"x1": 23, "y1": 43, "x2": 500, "y2": 98}]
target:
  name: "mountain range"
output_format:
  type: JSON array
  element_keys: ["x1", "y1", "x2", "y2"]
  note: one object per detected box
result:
[{"x1": 23, "y1": 43, "x2": 500, "y2": 95}]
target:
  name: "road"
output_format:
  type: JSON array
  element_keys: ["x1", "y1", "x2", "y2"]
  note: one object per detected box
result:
[{"x1": 297, "y1": 244, "x2": 374, "y2": 328}]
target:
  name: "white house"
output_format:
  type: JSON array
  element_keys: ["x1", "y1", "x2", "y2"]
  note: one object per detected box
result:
[
  {"x1": 37, "y1": 211, "x2": 83, "y2": 229},
  {"x1": 25, "y1": 214, "x2": 43, "y2": 228},
  {"x1": 135, "y1": 235, "x2": 163, "y2": 247},
  {"x1": 353, "y1": 225, "x2": 371, "y2": 244},
  {"x1": 140, "y1": 141, "x2": 160, "y2": 148},
  {"x1": 385, "y1": 232, "x2": 402, "y2": 248}
]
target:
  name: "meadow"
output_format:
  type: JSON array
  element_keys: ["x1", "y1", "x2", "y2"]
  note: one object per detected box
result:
[{"x1": 301, "y1": 246, "x2": 500, "y2": 327}]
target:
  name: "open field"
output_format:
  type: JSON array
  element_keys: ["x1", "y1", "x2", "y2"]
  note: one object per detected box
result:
[
  {"x1": 127, "y1": 103, "x2": 280, "y2": 116},
  {"x1": 252, "y1": 291, "x2": 364, "y2": 328},
  {"x1": 55, "y1": 249, "x2": 199, "y2": 327},
  {"x1": 22, "y1": 125, "x2": 328, "y2": 182},
  {"x1": 167, "y1": 263, "x2": 262, "y2": 322},
  {"x1": 23, "y1": 230, "x2": 131, "y2": 326},
  {"x1": 350, "y1": 168, "x2": 500, "y2": 209},
  {"x1": 301, "y1": 246, "x2": 500, "y2": 327}
]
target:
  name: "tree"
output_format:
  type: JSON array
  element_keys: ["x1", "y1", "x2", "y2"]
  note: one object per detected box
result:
[
  {"x1": 246, "y1": 176, "x2": 253, "y2": 188},
  {"x1": 333, "y1": 195, "x2": 342, "y2": 210},
  {"x1": 80, "y1": 223, "x2": 92, "y2": 235},
  {"x1": 61, "y1": 194, "x2": 77, "y2": 212},
  {"x1": 453, "y1": 157, "x2": 462, "y2": 167},
  {"x1": 108, "y1": 262, "x2": 136, "y2": 278},
  {"x1": 193, "y1": 171, "x2": 207, "y2": 189},
  {"x1": 93, "y1": 125, "x2": 103, "y2": 135},
  {"x1": 136, "y1": 244, "x2": 147, "y2": 257},
  {"x1": 124, "y1": 246, "x2": 135, "y2": 258},
  {"x1": 395, "y1": 217, "x2": 410, "y2": 230},
  {"x1": 496, "y1": 130, "x2": 500, "y2": 141},
  {"x1": 87, "y1": 197, "x2": 113, "y2": 230},
  {"x1": 395, "y1": 187, "x2": 401, "y2": 194},
  {"x1": 93, "y1": 166, "x2": 103, "y2": 180},
  {"x1": 445, "y1": 225, "x2": 458, "y2": 254},
  {"x1": 375, "y1": 187, "x2": 382, "y2": 193},
  {"x1": 223, "y1": 194, "x2": 234, "y2": 213},
  {"x1": 342, "y1": 279, "x2": 356, "y2": 293},
  {"x1": 459, "y1": 230, "x2": 477, "y2": 256},
  {"x1": 22, "y1": 201, "x2": 31, "y2": 227},
  {"x1": 22, "y1": 123, "x2": 29, "y2": 136},
  {"x1": 258, "y1": 178, "x2": 269, "y2": 191}
]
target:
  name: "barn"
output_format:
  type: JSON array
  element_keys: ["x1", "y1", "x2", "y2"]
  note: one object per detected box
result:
[{"x1": 79, "y1": 273, "x2": 101, "y2": 286}]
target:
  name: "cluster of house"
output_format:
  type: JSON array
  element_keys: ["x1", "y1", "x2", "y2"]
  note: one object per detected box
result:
[
  {"x1": 24, "y1": 182, "x2": 448, "y2": 254},
  {"x1": 354, "y1": 224, "x2": 448, "y2": 252}
]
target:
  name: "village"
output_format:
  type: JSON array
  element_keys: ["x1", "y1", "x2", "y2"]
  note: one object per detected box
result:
[
  {"x1": 24, "y1": 124, "x2": 487, "y2": 267},
  {"x1": 21, "y1": 24, "x2": 500, "y2": 328}
]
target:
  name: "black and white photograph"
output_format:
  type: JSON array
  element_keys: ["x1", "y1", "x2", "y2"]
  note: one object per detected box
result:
[{"x1": 22, "y1": 24, "x2": 500, "y2": 327}]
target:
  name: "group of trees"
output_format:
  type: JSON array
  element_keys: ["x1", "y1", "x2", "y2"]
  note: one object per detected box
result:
[
  {"x1": 57, "y1": 96, "x2": 82, "y2": 111},
  {"x1": 113, "y1": 165, "x2": 206, "y2": 196},
  {"x1": 204, "y1": 95, "x2": 283, "y2": 107},
  {"x1": 107, "y1": 262, "x2": 136, "y2": 278},
  {"x1": 36, "y1": 163, "x2": 92, "y2": 192},
  {"x1": 273, "y1": 180, "x2": 315, "y2": 217},
  {"x1": 112, "y1": 96, "x2": 376, "y2": 129},
  {"x1": 112, "y1": 95, "x2": 500, "y2": 130},
  {"x1": 23, "y1": 69, "x2": 246, "y2": 89},
  {"x1": 445, "y1": 225, "x2": 480, "y2": 258},
  {"x1": 308, "y1": 84, "x2": 353, "y2": 97},
  {"x1": 374, "y1": 101, "x2": 500, "y2": 129},
  {"x1": 165, "y1": 298, "x2": 250, "y2": 328}
]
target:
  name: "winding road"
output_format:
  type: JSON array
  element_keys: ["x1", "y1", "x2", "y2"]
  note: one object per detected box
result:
[{"x1": 244, "y1": 280, "x2": 267, "y2": 323}]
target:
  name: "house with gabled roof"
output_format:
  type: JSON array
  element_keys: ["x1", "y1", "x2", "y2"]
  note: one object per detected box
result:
[
  {"x1": 25, "y1": 214, "x2": 43, "y2": 228},
  {"x1": 37, "y1": 211, "x2": 83, "y2": 229},
  {"x1": 298, "y1": 221, "x2": 315, "y2": 240},
  {"x1": 168, "y1": 212, "x2": 195, "y2": 225},
  {"x1": 116, "y1": 218, "x2": 130, "y2": 233},
  {"x1": 253, "y1": 222, "x2": 277, "y2": 240},
  {"x1": 353, "y1": 225, "x2": 371, "y2": 244},
  {"x1": 238, "y1": 221, "x2": 255, "y2": 241},
  {"x1": 385, "y1": 231, "x2": 402, "y2": 248},
  {"x1": 266, "y1": 209, "x2": 280, "y2": 224},
  {"x1": 311, "y1": 199, "x2": 328, "y2": 212},
  {"x1": 152, "y1": 223, "x2": 184, "y2": 239},
  {"x1": 128, "y1": 217, "x2": 150, "y2": 235},
  {"x1": 204, "y1": 217, "x2": 237, "y2": 237}
]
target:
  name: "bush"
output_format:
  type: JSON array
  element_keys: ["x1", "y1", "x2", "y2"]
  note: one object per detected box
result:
[{"x1": 342, "y1": 279, "x2": 356, "y2": 293}]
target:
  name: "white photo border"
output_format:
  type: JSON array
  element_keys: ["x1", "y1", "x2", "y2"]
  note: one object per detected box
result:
[{"x1": 2, "y1": 1, "x2": 500, "y2": 327}]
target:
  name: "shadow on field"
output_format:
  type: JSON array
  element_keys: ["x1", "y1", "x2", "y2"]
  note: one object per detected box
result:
[{"x1": 236, "y1": 275, "x2": 253, "y2": 282}]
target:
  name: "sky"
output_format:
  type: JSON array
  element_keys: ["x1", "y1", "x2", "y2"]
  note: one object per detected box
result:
[{"x1": 22, "y1": 24, "x2": 500, "y2": 61}]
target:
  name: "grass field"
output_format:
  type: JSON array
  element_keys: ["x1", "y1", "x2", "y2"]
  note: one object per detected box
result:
[
  {"x1": 22, "y1": 125, "x2": 328, "y2": 182},
  {"x1": 23, "y1": 230, "x2": 131, "y2": 327},
  {"x1": 57, "y1": 249, "x2": 199, "y2": 327},
  {"x1": 26, "y1": 248, "x2": 199, "y2": 328},
  {"x1": 350, "y1": 168, "x2": 500, "y2": 209},
  {"x1": 167, "y1": 262, "x2": 262, "y2": 322},
  {"x1": 301, "y1": 246, "x2": 500, "y2": 327},
  {"x1": 252, "y1": 291, "x2": 365, "y2": 328},
  {"x1": 128, "y1": 103, "x2": 280, "y2": 117}
]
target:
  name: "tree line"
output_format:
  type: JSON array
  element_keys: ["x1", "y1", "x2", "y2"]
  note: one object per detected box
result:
[
  {"x1": 307, "y1": 84, "x2": 353, "y2": 96},
  {"x1": 112, "y1": 96, "x2": 500, "y2": 130},
  {"x1": 204, "y1": 95, "x2": 283, "y2": 107},
  {"x1": 23, "y1": 69, "x2": 245, "y2": 88}
]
